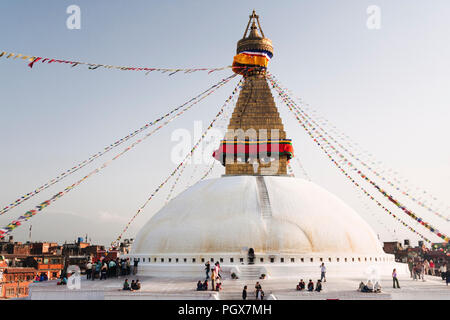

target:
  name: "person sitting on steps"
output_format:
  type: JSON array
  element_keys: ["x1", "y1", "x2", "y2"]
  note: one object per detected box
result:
[
  {"x1": 123, "y1": 279, "x2": 131, "y2": 291},
  {"x1": 296, "y1": 279, "x2": 305, "y2": 291},
  {"x1": 307, "y1": 279, "x2": 314, "y2": 292},
  {"x1": 315, "y1": 280, "x2": 322, "y2": 292}
]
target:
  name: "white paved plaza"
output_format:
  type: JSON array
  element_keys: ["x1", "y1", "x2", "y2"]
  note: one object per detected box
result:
[{"x1": 29, "y1": 273, "x2": 449, "y2": 300}]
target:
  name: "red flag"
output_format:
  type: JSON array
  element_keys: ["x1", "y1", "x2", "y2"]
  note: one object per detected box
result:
[{"x1": 28, "y1": 57, "x2": 42, "y2": 68}]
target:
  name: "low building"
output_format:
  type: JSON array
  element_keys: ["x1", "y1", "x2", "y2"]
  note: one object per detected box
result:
[
  {"x1": 383, "y1": 241, "x2": 403, "y2": 255},
  {"x1": 84, "y1": 245, "x2": 105, "y2": 262},
  {"x1": 0, "y1": 241, "x2": 32, "y2": 255},
  {"x1": 25, "y1": 255, "x2": 64, "y2": 280},
  {"x1": 0, "y1": 267, "x2": 36, "y2": 299},
  {"x1": 62, "y1": 241, "x2": 90, "y2": 257},
  {"x1": 31, "y1": 242, "x2": 60, "y2": 255}
]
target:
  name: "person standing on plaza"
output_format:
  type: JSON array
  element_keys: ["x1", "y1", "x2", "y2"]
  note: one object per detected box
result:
[
  {"x1": 215, "y1": 261, "x2": 222, "y2": 279},
  {"x1": 115, "y1": 258, "x2": 120, "y2": 277},
  {"x1": 211, "y1": 264, "x2": 216, "y2": 291},
  {"x1": 100, "y1": 262, "x2": 108, "y2": 280},
  {"x1": 415, "y1": 263, "x2": 422, "y2": 281},
  {"x1": 320, "y1": 263, "x2": 327, "y2": 282},
  {"x1": 256, "y1": 288, "x2": 263, "y2": 300},
  {"x1": 126, "y1": 258, "x2": 131, "y2": 275},
  {"x1": 109, "y1": 259, "x2": 116, "y2": 278},
  {"x1": 121, "y1": 259, "x2": 127, "y2": 276},
  {"x1": 242, "y1": 285, "x2": 247, "y2": 300},
  {"x1": 429, "y1": 260, "x2": 435, "y2": 276},
  {"x1": 93, "y1": 260, "x2": 101, "y2": 280},
  {"x1": 133, "y1": 258, "x2": 139, "y2": 275},
  {"x1": 424, "y1": 259, "x2": 430, "y2": 276},
  {"x1": 392, "y1": 268, "x2": 400, "y2": 288},
  {"x1": 440, "y1": 263, "x2": 447, "y2": 281},
  {"x1": 86, "y1": 261, "x2": 93, "y2": 280},
  {"x1": 407, "y1": 259, "x2": 414, "y2": 278},
  {"x1": 205, "y1": 261, "x2": 210, "y2": 280},
  {"x1": 255, "y1": 281, "x2": 262, "y2": 298},
  {"x1": 419, "y1": 262, "x2": 426, "y2": 282}
]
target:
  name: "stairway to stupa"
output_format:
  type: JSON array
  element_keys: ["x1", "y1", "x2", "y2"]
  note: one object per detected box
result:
[
  {"x1": 256, "y1": 176, "x2": 272, "y2": 218},
  {"x1": 237, "y1": 265, "x2": 263, "y2": 279}
]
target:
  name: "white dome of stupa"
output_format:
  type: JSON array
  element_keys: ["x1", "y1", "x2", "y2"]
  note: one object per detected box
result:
[{"x1": 132, "y1": 176, "x2": 385, "y2": 256}]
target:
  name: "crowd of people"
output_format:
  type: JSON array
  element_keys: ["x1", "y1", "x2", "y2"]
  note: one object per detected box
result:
[
  {"x1": 85, "y1": 257, "x2": 139, "y2": 280},
  {"x1": 296, "y1": 279, "x2": 322, "y2": 292},
  {"x1": 358, "y1": 280, "x2": 382, "y2": 293},
  {"x1": 198, "y1": 261, "x2": 223, "y2": 291},
  {"x1": 358, "y1": 268, "x2": 397, "y2": 293},
  {"x1": 198, "y1": 261, "x2": 268, "y2": 299},
  {"x1": 192, "y1": 257, "x2": 449, "y2": 298},
  {"x1": 408, "y1": 258, "x2": 448, "y2": 285},
  {"x1": 84, "y1": 257, "x2": 143, "y2": 292},
  {"x1": 294, "y1": 264, "x2": 326, "y2": 293},
  {"x1": 33, "y1": 272, "x2": 49, "y2": 282},
  {"x1": 358, "y1": 261, "x2": 450, "y2": 293}
]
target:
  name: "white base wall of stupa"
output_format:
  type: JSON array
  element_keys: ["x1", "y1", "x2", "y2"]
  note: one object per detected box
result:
[{"x1": 125, "y1": 252, "x2": 408, "y2": 279}]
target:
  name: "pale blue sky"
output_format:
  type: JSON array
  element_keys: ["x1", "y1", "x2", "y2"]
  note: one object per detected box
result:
[{"x1": 0, "y1": 0, "x2": 449, "y2": 246}]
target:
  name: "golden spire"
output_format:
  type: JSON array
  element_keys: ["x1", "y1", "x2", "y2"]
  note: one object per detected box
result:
[
  {"x1": 236, "y1": 11, "x2": 273, "y2": 57},
  {"x1": 242, "y1": 10, "x2": 265, "y2": 39},
  {"x1": 213, "y1": 11, "x2": 291, "y2": 176}
]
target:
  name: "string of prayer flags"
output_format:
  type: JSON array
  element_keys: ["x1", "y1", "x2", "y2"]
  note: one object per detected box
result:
[
  {"x1": 200, "y1": 162, "x2": 216, "y2": 181},
  {"x1": 110, "y1": 79, "x2": 245, "y2": 249},
  {"x1": 0, "y1": 74, "x2": 237, "y2": 217},
  {"x1": 0, "y1": 75, "x2": 239, "y2": 240},
  {"x1": 269, "y1": 75, "x2": 450, "y2": 223},
  {"x1": 0, "y1": 50, "x2": 243, "y2": 75},
  {"x1": 267, "y1": 73, "x2": 447, "y2": 243},
  {"x1": 273, "y1": 86, "x2": 432, "y2": 243},
  {"x1": 165, "y1": 101, "x2": 234, "y2": 204}
]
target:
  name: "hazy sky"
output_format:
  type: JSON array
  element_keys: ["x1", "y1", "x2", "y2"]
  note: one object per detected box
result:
[{"x1": 0, "y1": 0, "x2": 449, "y2": 246}]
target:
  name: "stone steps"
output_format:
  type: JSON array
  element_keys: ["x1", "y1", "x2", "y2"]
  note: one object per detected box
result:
[
  {"x1": 236, "y1": 266, "x2": 263, "y2": 280},
  {"x1": 256, "y1": 176, "x2": 272, "y2": 218},
  {"x1": 218, "y1": 279, "x2": 271, "y2": 300}
]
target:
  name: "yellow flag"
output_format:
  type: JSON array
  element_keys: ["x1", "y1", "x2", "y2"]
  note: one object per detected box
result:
[
  {"x1": 14, "y1": 54, "x2": 22, "y2": 59},
  {"x1": 0, "y1": 52, "x2": 5, "y2": 58},
  {"x1": 6, "y1": 53, "x2": 15, "y2": 58}
]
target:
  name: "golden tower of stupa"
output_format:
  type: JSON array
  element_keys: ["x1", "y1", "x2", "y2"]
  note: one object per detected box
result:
[{"x1": 218, "y1": 11, "x2": 291, "y2": 176}]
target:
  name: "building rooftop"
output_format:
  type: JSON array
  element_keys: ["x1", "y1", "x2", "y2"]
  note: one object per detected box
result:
[{"x1": 3, "y1": 267, "x2": 36, "y2": 273}]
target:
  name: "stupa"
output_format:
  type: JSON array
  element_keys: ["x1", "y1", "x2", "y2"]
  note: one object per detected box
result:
[{"x1": 129, "y1": 11, "x2": 405, "y2": 278}]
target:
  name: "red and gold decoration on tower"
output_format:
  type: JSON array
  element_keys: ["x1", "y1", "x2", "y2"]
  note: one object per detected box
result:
[{"x1": 213, "y1": 139, "x2": 294, "y2": 166}]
